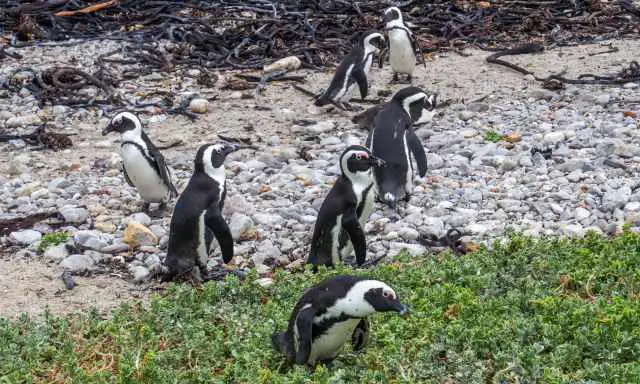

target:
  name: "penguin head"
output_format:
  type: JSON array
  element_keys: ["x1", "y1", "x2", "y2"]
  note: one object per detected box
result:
[
  {"x1": 102, "y1": 111, "x2": 141, "y2": 136},
  {"x1": 392, "y1": 87, "x2": 430, "y2": 123},
  {"x1": 362, "y1": 280, "x2": 408, "y2": 316},
  {"x1": 339, "y1": 145, "x2": 385, "y2": 178},
  {"x1": 361, "y1": 31, "x2": 385, "y2": 53},
  {"x1": 382, "y1": 6, "x2": 403, "y2": 24},
  {"x1": 195, "y1": 142, "x2": 255, "y2": 174}
]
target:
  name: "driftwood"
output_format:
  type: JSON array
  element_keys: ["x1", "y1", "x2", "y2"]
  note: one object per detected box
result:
[{"x1": 0, "y1": 211, "x2": 61, "y2": 236}]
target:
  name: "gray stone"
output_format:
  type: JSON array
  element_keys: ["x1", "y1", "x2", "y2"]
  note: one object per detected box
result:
[
  {"x1": 229, "y1": 213, "x2": 254, "y2": 241},
  {"x1": 389, "y1": 242, "x2": 427, "y2": 257},
  {"x1": 595, "y1": 94, "x2": 611, "y2": 106},
  {"x1": 530, "y1": 89, "x2": 556, "y2": 101},
  {"x1": 9, "y1": 229, "x2": 42, "y2": 245},
  {"x1": 75, "y1": 230, "x2": 112, "y2": 250},
  {"x1": 458, "y1": 110, "x2": 475, "y2": 121},
  {"x1": 127, "y1": 212, "x2": 151, "y2": 227},
  {"x1": 575, "y1": 207, "x2": 591, "y2": 221},
  {"x1": 253, "y1": 213, "x2": 283, "y2": 227},
  {"x1": 44, "y1": 244, "x2": 70, "y2": 261},
  {"x1": 602, "y1": 186, "x2": 632, "y2": 211},
  {"x1": 421, "y1": 217, "x2": 444, "y2": 237},
  {"x1": 467, "y1": 102, "x2": 490, "y2": 113},
  {"x1": 279, "y1": 238, "x2": 296, "y2": 253},
  {"x1": 252, "y1": 240, "x2": 280, "y2": 265},
  {"x1": 60, "y1": 254, "x2": 95, "y2": 273},
  {"x1": 398, "y1": 227, "x2": 419, "y2": 241},
  {"x1": 426, "y1": 153, "x2": 444, "y2": 169},
  {"x1": 144, "y1": 253, "x2": 163, "y2": 273},
  {"x1": 60, "y1": 206, "x2": 89, "y2": 224},
  {"x1": 543, "y1": 131, "x2": 564, "y2": 145},
  {"x1": 5, "y1": 114, "x2": 42, "y2": 128},
  {"x1": 130, "y1": 265, "x2": 151, "y2": 283},
  {"x1": 461, "y1": 188, "x2": 483, "y2": 202},
  {"x1": 256, "y1": 277, "x2": 275, "y2": 288}
]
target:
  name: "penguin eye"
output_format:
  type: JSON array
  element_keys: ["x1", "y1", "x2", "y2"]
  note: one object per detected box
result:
[{"x1": 382, "y1": 291, "x2": 391, "y2": 298}]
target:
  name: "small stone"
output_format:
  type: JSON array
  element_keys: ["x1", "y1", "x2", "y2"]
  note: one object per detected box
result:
[
  {"x1": 279, "y1": 238, "x2": 296, "y2": 253},
  {"x1": 504, "y1": 132, "x2": 521, "y2": 143},
  {"x1": 543, "y1": 132, "x2": 564, "y2": 145},
  {"x1": 595, "y1": 94, "x2": 611, "y2": 106},
  {"x1": 130, "y1": 265, "x2": 151, "y2": 283},
  {"x1": 458, "y1": 110, "x2": 475, "y2": 121},
  {"x1": 624, "y1": 201, "x2": 640, "y2": 212},
  {"x1": 253, "y1": 213, "x2": 283, "y2": 227},
  {"x1": 60, "y1": 254, "x2": 95, "y2": 274},
  {"x1": 145, "y1": 254, "x2": 163, "y2": 273},
  {"x1": 389, "y1": 242, "x2": 427, "y2": 257},
  {"x1": 127, "y1": 212, "x2": 151, "y2": 227},
  {"x1": 602, "y1": 186, "x2": 632, "y2": 212},
  {"x1": 5, "y1": 114, "x2": 42, "y2": 128},
  {"x1": 9, "y1": 229, "x2": 42, "y2": 245},
  {"x1": 189, "y1": 98, "x2": 210, "y2": 114},
  {"x1": 421, "y1": 217, "x2": 444, "y2": 237},
  {"x1": 60, "y1": 206, "x2": 89, "y2": 224},
  {"x1": 256, "y1": 277, "x2": 275, "y2": 288},
  {"x1": 123, "y1": 222, "x2": 158, "y2": 248},
  {"x1": 30, "y1": 188, "x2": 49, "y2": 200},
  {"x1": 94, "y1": 222, "x2": 117, "y2": 233},
  {"x1": 529, "y1": 89, "x2": 556, "y2": 101},
  {"x1": 467, "y1": 102, "x2": 489, "y2": 113},
  {"x1": 252, "y1": 240, "x2": 280, "y2": 266},
  {"x1": 229, "y1": 213, "x2": 254, "y2": 241},
  {"x1": 398, "y1": 227, "x2": 420, "y2": 241},
  {"x1": 44, "y1": 244, "x2": 70, "y2": 261},
  {"x1": 575, "y1": 207, "x2": 590, "y2": 221},
  {"x1": 75, "y1": 230, "x2": 112, "y2": 250},
  {"x1": 427, "y1": 153, "x2": 444, "y2": 169},
  {"x1": 623, "y1": 82, "x2": 638, "y2": 89}
]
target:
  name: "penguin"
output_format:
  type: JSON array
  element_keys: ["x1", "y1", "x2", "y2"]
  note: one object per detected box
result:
[
  {"x1": 102, "y1": 111, "x2": 178, "y2": 215},
  {"x1": 314, "y1": 30, "x2": 385, "y2": 110},
  {"x1": 307, "y1": 145, "x2": 386, "y2": 269},
  {"x1": 163, "y1": 142, "x2": 253, "y2": 281},
  {"x1": 382, "y1": 6, "x2": 421, "y2": 83},
  {"x1": 271, "y1": 275, "x2": 408, "y2": 366},
  {"x1": 366, "y1": 87, "x2": 431, "y2": 213}
]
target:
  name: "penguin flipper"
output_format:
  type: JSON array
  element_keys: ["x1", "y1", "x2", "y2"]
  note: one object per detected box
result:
[
  {"x1": 204, "y1": 204, "x2": 234, "y2": 263},
  {"x1": 351, "y1": 318, "x2": 370, "y2": 351},
  {"x1": 121, "y1": 162, "x2": 134, "y2": 188},
  {"x1": 150, "y1": 150, "x2": 178, "y2": 196},
  {"x1": 407, "y1": 130, "x2": 428, "y2": 177},
  {"x1": 352, "y1": 67, "x2": 368, "y2": 100},
  {"x1": 342, "y1": 207, "x2": 366, "y2": 266},
  {"x1": 294, "y1": 306, "x2": 316, "y2": 365}
]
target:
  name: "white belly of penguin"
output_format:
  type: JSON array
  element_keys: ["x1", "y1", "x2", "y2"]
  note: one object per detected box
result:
[
  {"x1": 389, "y1": 31, "x2": 416, "y2": 75},
  {"x1": 338, "y1": 187, "x2": 375, "y2": 259},
  {"x1": 121, "y1": 144, "x2": 169, "y2": 202},
  {"x1": 196, "y1": 211, "x2": 208, "y2": 266},
  {"x1": 308, "y1": 318, "x2": 360, "y2": 364}
]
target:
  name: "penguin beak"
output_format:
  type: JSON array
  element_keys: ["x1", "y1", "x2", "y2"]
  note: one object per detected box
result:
[
  {"x1": 370, "y1": 155, "x2": 386, "y2": 168},
  {"x1": 392, "y1": 301, "x2": 409, "y2": 317},
  {"x1": 101, "y1": 123, "x2": 114, "y2": 136}
]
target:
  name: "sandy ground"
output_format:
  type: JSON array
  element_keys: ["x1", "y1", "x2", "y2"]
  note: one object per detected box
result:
[{"x1": 1, "y1": 37, "x2": 639, "y2": 319}]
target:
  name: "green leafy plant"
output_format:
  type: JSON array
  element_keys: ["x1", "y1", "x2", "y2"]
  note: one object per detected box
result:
[
  {"x1": 37, "y1": 231, "x2": 70, "y2": 253},
  {"x1": 2, "y1": 231, "x2": 640, "y2": 383},
  {"x1": 484, "y1": 130, "x2": 504, "y2": 142}
]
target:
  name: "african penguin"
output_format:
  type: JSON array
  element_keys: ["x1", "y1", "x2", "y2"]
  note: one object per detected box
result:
[
  {"x1": 102, "y1": 111, "x2": 178, "y2": 215},
  {"x1": 307, "y1": 145, "x2": 386, "y2": 269},
  {"x1": 272, "y1": 275, "x2": 408, "y2": 366},
  {"x1": 163, "y1": 142, "x2": 253, "y2": 281},
  {"x1": 315, "y1": 30, "x2": 385, "y2": 110},
  {"x1": 366, "y1": 87, "x2": 431, "y2": 213},
  {"x1": 383, "y1": 6, "x2": 419, "y2": 83}
]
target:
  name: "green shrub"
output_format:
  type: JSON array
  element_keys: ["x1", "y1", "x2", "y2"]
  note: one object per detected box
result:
[
  {"x1": 2, "y1": 231, "x2": 639, "y2": 383},
  {"x1": 37, "y1": 231, "x2": 70, "y2": 253}
]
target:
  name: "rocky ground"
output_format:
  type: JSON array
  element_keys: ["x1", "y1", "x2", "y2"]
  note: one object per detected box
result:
[{"x1": 1, "y1": 37, "x2": 640, "y2": 318}]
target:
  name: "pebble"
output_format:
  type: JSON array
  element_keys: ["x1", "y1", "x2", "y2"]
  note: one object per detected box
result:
[
  {"x1": 60, "y1": 206, "x2": 89, "y2": 224},
  {"x1": 123, "y1": 222, "x2": 158, "y2": 248},
  {"x1": 256, "y1": 277, "x2": 275, "y2": 288},
  {"x1": 229, "y1": 213, "x2": 255, "y2": 241},
  {"x1": 388, "y1": 242, "x2": 427, "y2": 257},
  {"x1": 60, "y1": 254, "x2": 95, "y2": 274},
  {"x1": 75, "y1": 230, "x2": 112, "y2": 251},
  {"x1": 5, "y1": 114, "x2": 42, "y2": 128},
  {"x1": 130, "y1": 265, "x2": 151, "y2": 283},
  {"x1": 44, "y1": 244, "x2": 70, "y2": 261},
  {"x1": 189, "y1": 98, "x2": 210, "y2": 113},
  {"x1": 9, "y1": 229, "x2": 42, "y2": 245},
  {"x1": 458, "y1": 110, "x2": 475, "y2": 121}
]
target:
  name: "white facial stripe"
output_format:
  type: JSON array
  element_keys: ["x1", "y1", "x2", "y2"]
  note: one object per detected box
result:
[
  {"x1": 363, "y1": 33, "x2": 384, "y2": 56},
  {"x1": 202, "y1": 145, "x2": 226, "y2": 186},
  {"x1": 314, "y1": 280, "x2": 396, "y2": 323},
  {"x1": 384, "y1": 6, "x2": 402, "y2": 20},
  {"x1": 113, "y1": 111, "x2": 142, "y2": 129},
  {"x1": 402, "y1": 92, "x2": 427, "y2": 118},
  {"x1": 210, "y1": 143, "x2": 225, "y2": 153}
]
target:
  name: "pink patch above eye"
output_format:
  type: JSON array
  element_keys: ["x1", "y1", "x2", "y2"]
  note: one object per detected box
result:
[{"x1": 355, "y1": 151, "x2": 369, "y2": 159}]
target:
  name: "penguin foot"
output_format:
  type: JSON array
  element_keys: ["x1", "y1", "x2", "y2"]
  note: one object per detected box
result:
[{"x1": 391, "y1": 72, "x2": 399, "y2": 83}]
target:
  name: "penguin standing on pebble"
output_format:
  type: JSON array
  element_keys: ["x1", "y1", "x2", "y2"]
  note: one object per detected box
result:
[
  {"x1": 315, "y1": 30, "x2": 385, "y2": 110},
  {"x1": 367, "y1": 87, "x2": 431, "y2": 213},
  {"x1": 102, "y1": 111, "x2": 178, "y2": 216},
  {"x1": 163, "y1": 142, "x2": 253, "y2": 281},
  {"x1": 382, "y1": 6, "x2": 421, "y2": 83},
  {"x1": 307, "y1": 145, "x2": 386, "y2": 269},
  {"x1": 272, "y1": 275, "x2": 408, "y2": 366}
]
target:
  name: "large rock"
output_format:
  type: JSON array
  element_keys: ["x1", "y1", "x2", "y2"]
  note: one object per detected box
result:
[
  {"x1": 9, "y1": 229, "x2": 42, "y2": 245},
  {"x1": 123, "y1": 222, "x2": 158, "y2": 248}
]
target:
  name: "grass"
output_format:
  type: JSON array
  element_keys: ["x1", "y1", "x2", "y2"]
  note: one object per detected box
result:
[
  {"x1": 484, "y1": 130, "x2": 504, "y2": 143},
  {"x1": 36, "y1": 231, "x2": 70, "y2": 253},
  {"x1": 2, "y1": 231, "x2": 640, "y2": 383}
]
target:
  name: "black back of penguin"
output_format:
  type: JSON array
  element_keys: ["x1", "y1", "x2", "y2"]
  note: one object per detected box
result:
[
  {"x1": 164, "y1": 143, "x2": 242, "y2": 280},
  {"x1": 366, "y1": 87, "x2": 429, "y2": 206}
]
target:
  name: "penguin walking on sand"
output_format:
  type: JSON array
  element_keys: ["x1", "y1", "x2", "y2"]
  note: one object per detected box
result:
[
  {"x1": 272, "y1": 275, "x2": 408, "y2": 367},
  {"x1": 102, "y1": 111, "x2": 177, "y2": 216},
  {"x1": 367, "y1": 87, "x2": 432, "y2": 213},
  {"x1": 315, "y1": 30, "x2": 385, "y2": 110},
  {"x1": 382, "y1": 6, "x2": 422, "y2": 83},
  {"x1": 163, "y1": 142, "x2": 253, "y2": 281},
  {"x1": 307, "y1": 145, "x2": 386, "y2": 269}
]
